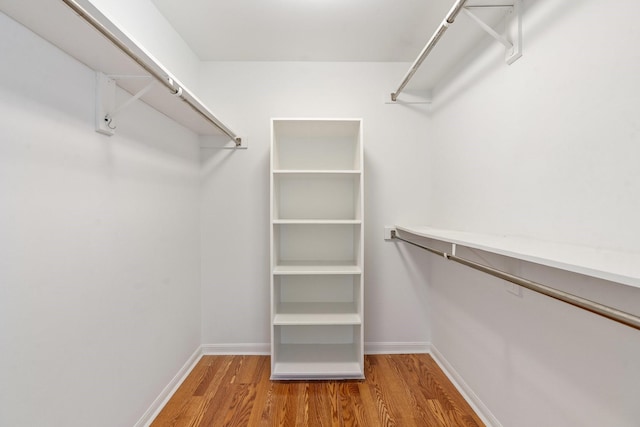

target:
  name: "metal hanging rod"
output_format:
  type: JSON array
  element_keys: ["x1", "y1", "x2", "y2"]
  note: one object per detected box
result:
[
  {"x1": 61, "y1": 0, "x2": 242, "y2": 146},
  {"x1": 391, "y1": 230, "x2": 640, "y2": 331},
  {"x1": 391, "y1": 0, "x2": 469, "y2": 102},
  {"x1": 390, "y1": 0, "x2": 523, "y2": 102}
]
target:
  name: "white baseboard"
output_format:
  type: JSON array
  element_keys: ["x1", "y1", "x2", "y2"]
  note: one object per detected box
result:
[
  {"x1": 134, "y1": 346, "x2": 203, "y2": 427},
  {"x1": 364, "y1": 341, "x2": 431, "y2": 354},
  {"x1": 200, "y1": 342, "x2": 431, "y2": 355},
  {"x1": 202, "y1": 343, "x2": 270, "y2": 355},
  {"x1": 429, "y1": 345, "x2": 502, "y2": 427}
]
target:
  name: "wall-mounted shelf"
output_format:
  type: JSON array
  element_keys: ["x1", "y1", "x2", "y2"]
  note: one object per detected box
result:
[
  {"x1": 395, "y1": 225, "x2": 640, "y2": 289},
  {"x1": 390, "y1": 0, "x2": 522, "y2": 103},
  {"x1": 0, "y1": 0, "x2": 242, "y2": 144}
]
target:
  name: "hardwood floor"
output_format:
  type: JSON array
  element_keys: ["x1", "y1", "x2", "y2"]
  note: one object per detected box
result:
[{"x1": 151, "y1": 354, "x2": 485, "y2": 427}]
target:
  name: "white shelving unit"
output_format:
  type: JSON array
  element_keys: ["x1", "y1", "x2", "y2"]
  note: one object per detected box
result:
[
  {"x1": 395, "y1": 225, "x2": 640, "y2": 289},
  {"x1": 270, "y1": 119, "x2": 364, "y2": 380}
]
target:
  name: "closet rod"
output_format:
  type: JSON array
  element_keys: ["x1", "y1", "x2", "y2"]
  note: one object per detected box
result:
[
  {"x1": 61, "y1": 0, "x2": 242, "y2": 146},
  {"x1": 391, "y1": 231, "x2": 640, "y2": 331},
  {"x1": 391, "y1": 0, "x2": 469, "y2": 102}
]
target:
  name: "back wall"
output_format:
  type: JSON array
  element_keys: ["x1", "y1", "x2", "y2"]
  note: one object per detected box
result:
[{"x1": 198, "y1": 62, "x2": 434, "y2": 352}]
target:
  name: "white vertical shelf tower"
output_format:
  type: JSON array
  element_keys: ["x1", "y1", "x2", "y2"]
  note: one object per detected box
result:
[{"x1": 270, "y1": 118, "x2": 364, "y2": 380}]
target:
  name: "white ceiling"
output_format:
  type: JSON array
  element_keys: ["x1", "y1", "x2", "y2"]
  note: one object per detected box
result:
[{"x1": 150, "y1": 0, "x2": 456, "y2": 62}]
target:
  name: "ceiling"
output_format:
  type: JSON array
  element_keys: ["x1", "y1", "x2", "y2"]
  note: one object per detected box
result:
[{"x1": 149, "y1": 0, "x2": 456, "y2": 62}]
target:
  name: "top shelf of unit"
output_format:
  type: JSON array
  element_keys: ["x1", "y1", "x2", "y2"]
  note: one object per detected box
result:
[
  {"x1": 272, "y1": 119, "x2": 362, "y2": 171},
  {"x1": 395, "y1": 225, "x2": 640, "y2": 289},
  {"x1": 1, "y1": 0, "x2": 236, "y2": 138}
]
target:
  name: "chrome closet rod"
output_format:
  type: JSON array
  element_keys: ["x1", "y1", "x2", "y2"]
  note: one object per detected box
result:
[
  {"x1": 391, "y1": 0, "x2": 469, "y2": 102},
  {"x1": 61, "y1": 0, "x2": 241, "y2": 146},
  {"x1": 391, "y1": 231, "x2": 640, "y2": 331}
]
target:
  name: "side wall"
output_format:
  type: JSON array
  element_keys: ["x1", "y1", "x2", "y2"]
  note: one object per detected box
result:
[
  {"x1": 198, "y1": 62, "x2": 433, "y2": 352},
  {"x1": 425, "y1": 0, "x2": 640, "y2": 425},
  {"x1": 0, "y1": 13, "x2": 201, "y2": 427}
]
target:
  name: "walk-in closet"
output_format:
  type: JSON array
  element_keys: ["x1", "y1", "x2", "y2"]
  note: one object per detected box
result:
[{"x1": 1, "y1": 0, "x2": 638, "y2": 426}]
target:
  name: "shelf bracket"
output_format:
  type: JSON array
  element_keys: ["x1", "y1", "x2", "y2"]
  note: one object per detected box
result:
[
  {"x1": 95, "y1": 72, "x2": 155, "y2": 136},
  {"x1": 463, "y1": 0, "x2": 522, "y2": 65},
  {"x1": 200, "y1": 135, "x2": 248, "y2": 150}
]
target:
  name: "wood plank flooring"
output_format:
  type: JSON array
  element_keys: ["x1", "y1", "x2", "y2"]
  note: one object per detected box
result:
[{"x1": 151, "y1": 354, "x2": 485, "y2": 427}]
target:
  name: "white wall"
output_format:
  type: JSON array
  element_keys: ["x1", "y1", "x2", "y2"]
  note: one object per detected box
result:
[
  {"x1": 423, "y1": 0, "x2": 640, "y2": 425},
  {"x1": 430, "y1": 0, "x2": 640, "y2": 252},
  {"x1": 198, "y1": 62, "x2": 433, "y2": 350},
  {"x1": 0, "y1": 13, "x2": 201, "y2": 427}
]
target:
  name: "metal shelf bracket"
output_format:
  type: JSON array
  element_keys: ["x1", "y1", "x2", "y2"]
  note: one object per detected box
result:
[
  {"x1": 95, "y1": 72, "x2": 155, "y2": 136},
  {"x1": 463, "y1": 0, "x2": 522, "y2": 65}
]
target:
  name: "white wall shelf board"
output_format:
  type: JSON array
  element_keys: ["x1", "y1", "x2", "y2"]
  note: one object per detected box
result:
[
  {"x1": 0, "y1": 0, "x2": 236, "y2": 138},
  {"x1": 395, "y1": 225, "x2": 640, "y2": 289}
]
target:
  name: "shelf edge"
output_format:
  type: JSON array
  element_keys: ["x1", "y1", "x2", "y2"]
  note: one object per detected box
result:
[{"x1": 395, "y1": 225, "x2": 640, "y2": 288}]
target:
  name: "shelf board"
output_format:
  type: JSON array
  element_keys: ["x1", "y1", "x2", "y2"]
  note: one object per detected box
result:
[
  {"x1": 1, "y1": 0, "x2": 234, "y2": 137},
  {"x1": 273, "y1": 219, "x2": 361, "y2": 225},
  {"x1": 274, "y1": 303, "x2": 361, "y2": 325},
  {"x1": 273, "y1": 170, "x2": 361, "y2": 174},
  {"x1": 274, "y1": 261, "x2": 361, "y2": 275},
  {"x1": 271, "y1": 344, "x2": 363, "y2": 380},
  {"x1": 395, "y1": 225, "x2": 640, "y2": 289}
]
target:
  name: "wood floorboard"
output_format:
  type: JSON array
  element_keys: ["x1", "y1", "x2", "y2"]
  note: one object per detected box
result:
[
  {"x1": 386, "y1": 355, "x2": 443, "y2": 426},
  {"x1": 150, "y1": 354, "x2": 485, "y2": 427}
]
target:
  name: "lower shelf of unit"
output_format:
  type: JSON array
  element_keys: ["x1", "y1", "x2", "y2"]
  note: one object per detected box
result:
[
  {"x1": 271, "y1": 343, "x2": 364, "y2": 380},
  {"x1": 273, "y1": 303, "x2": 361, "y2": 325},
  {"x1": 274, "y1": 261, "x2": 361, "y2": 275}
]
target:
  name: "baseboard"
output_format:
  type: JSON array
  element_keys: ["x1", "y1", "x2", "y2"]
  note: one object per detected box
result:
[
  {"x1": 429, "y1": 345, "x2": 502, "y2": 427},
  {"x1": 200, "y1": 342, "x2": 432, "y2": 355},
  {"x1": 364, "y1": 341, "x2": 431, "y2": 354},
  {"x1": 202, "y1": 343, "x2": 270, "y2": 355},
  {"x1": 133, "y1": 346, "x2": 203, "y2": 427}
]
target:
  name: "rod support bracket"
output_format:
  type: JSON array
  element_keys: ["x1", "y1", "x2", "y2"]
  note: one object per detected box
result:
[
  {"x1": 95, "y1": 72, "x2": 155, "y2": 136},
  {"x1": 463, "y1": 0, "x2": 522, "y2": 65},
  {"x1": 199, "y1": 135, "x2": 248, "y2": 150}
]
